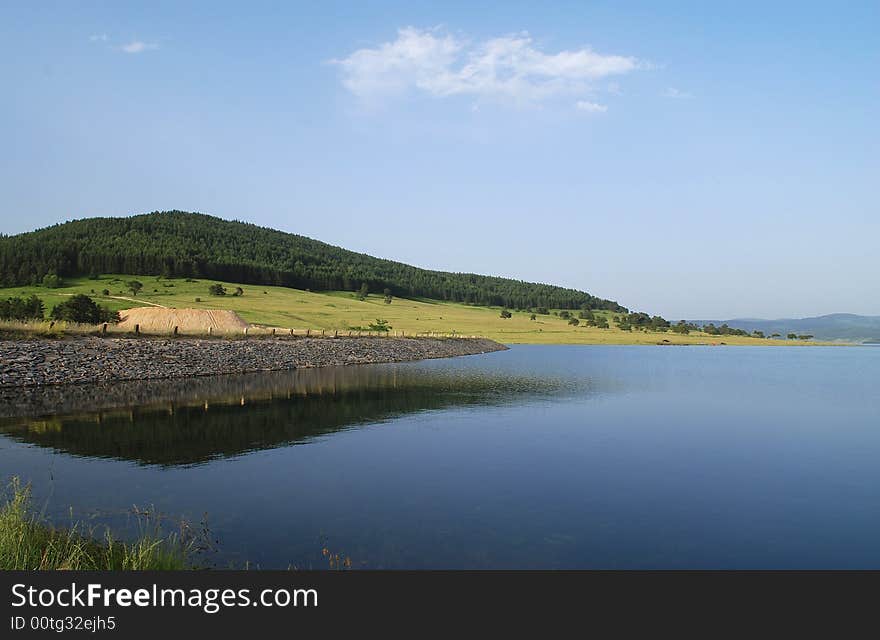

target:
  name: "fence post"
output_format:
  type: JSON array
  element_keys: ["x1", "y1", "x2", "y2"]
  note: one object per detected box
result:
[
  {"x1": 272, "y1": 328, "x2": 276, "y2": 336},
  {"x1": 173, "y1": 325, "x2": 178, "y2": 336},
  {"x1": 334, "y1": 330, "x2": 338, "y2": 338},
  {"x1": 290, "y1": 328, "x2": 294, "y2": 336},
  {"x1": 208, "y1": 326, "x2": 212, "y2": 336},
  {"x1": 306, "y1": 328, "x2": 310, "y2": 337},
  {"x1": 135, "y1": 323, "x2": 140, "y2": 335},
  {"x1": 321, "y1": 329, "x2": 325, "y2": 336},
  {"x1": 244, "y1": 327, "x2": 248, "y2": 336},
  {"x1": 101, "y1": 323, "x2": 107, "y2": 335}
]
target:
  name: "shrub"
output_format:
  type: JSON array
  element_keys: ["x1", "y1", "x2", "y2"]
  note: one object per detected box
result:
[
  {"x1": 568, "y1": 317, "x2": 580, "y2": 326},
  {"x1": 208, "y1": 284, "x2": 227, "y2": 296},
  {"x1": 500, "y1": 309, "x2": 512, "y2": 319},
  {"x1": 101, "y1": 289, "x2": 110, "y2": 296},
  {"x1": 0, "y1": 295, "x2": 44, "y2": 321},
  {"x1": 41, "y1": 273, "x2": 62, "y2": 288},
  {"x1": 50, "y1": 295, "x2": 118, "y2": 325},
  {"x1": 369, "y1": 319, "x2": 391, "y2": 332}
]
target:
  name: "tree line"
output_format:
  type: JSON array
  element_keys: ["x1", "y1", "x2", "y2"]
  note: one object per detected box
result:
[{"x1": 0, "y1": 211, "x2": 627, "y2": 312}]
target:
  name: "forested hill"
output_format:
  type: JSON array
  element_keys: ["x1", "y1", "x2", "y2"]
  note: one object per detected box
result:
[{"x1": 0, "y1": 211, "x2": 626, "y2": 311}]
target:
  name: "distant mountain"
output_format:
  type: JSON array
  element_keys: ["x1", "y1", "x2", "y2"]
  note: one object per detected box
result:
[
  {"x1": 0, "y1": 211, "x2": 626, "y2": 312},
  {"x1": 686, "y1": 314, "x2": 880, "y2": 343}
]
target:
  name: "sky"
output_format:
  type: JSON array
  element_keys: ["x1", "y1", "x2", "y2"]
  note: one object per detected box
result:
[{"x1": 1, "y1": 1, "x2": 877, "y2": 319}]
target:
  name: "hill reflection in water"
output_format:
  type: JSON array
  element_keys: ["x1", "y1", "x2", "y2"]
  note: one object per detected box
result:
[{"x1": 0, "y1": 363, "x2": 569, "y2": 467}]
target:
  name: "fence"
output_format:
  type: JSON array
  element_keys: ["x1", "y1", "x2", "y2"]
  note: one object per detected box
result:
[{"x1": 0, "y1": 319, "x2": 483, "y2": 340}]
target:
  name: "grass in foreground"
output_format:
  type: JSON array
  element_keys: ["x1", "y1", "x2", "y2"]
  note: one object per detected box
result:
[
  {"x1": 0, "y1": 479, "x2": 196, "y2": 570},
  {"x1": 0, "y1": 275, "x2": 826, "y2": 345}
]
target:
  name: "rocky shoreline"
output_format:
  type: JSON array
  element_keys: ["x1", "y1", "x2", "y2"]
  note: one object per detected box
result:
[{"x1": 0, "y1": 336, "x2": 507, "y2": 388}]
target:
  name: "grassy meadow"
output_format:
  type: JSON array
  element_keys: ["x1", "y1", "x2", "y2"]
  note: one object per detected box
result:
[{"x1": 0, "y1": 274, "x2": 813, "y2": 345}]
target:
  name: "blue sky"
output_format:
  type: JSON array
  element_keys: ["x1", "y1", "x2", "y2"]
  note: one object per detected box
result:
[{"x1": 1, "y1": 1, "x2": 877, "y2": 318}]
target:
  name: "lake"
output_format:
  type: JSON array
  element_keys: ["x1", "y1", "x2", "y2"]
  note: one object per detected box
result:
[{"x1": 1, "y1": 345, "x2": 878, "y2": 569}]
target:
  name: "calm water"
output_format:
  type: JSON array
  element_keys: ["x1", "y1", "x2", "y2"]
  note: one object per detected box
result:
[{"x1": 1, "y1": 345, "x2": 879, "y2": 569}]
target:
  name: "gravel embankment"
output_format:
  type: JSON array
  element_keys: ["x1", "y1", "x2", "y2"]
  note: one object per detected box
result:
[{"x1": 0, "y1": 336, "x2": 506, "y2": 388}]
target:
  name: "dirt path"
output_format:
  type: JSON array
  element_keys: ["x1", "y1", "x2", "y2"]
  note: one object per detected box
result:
[
  {"x1": 55, "y1": 293, "x2": 167, "y2": 308},
  {"x1": 107, "y1": 296, "x2": 166, "y2": 308}
]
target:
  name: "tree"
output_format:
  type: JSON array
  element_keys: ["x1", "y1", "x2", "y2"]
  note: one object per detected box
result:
[
  {"x1": 0, "y1": 295, "x2": 44, "y2": 321},
  {"x1": 787, "y1": 333, "x2": 797, "y2": 340},
  {"x1": 798, "y1": 334, "x2": 814, "y2": 340},
  {"x1": 232, "y1": 287, "x2": 244, "y2": 296},
  {"x1": 42, "y1": 273, "x2": 61, "y2": 288},
  {"x1": 383, "y1": 288, "x2": 392, "y2": 304},
  {"x1": 101, "y1": 289, "x2": 110, "y2": 296},
  {"x1": 671, "y1": 321, "x2": 690, "y2": 335},
  {"x1": 568, "y1": 317, "x2": 580, "y2": 326},
  {"x1": 530, "y1": 313, "x2": 536, "y2": 321},
  {"x1": 500, "y1": 309, "x2": 512, "y2": 319},
  {"x1": 369, "y1": 319, "x2": 391, "y2": 332},
  {"x1": 50, "y1": 295, "x2": 117, "y2": 324},
  {"x1": 208, "y1": 283, "x2": 227, "y2": 296},
  {"x1": 357, "y1": 283, "x2": 369, "y2": 301},
  {"x1": 559, "y1": 310, "x2": 571, "y2": 319},
  {"x1": 126, "y1": 280, "x2": 143, "y2": 296}
]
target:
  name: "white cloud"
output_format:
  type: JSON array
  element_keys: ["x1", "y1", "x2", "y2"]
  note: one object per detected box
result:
[
  {"x1": 334, "y1": 27, "x2": 643, "y2": 108},
  {"x1": 662, "y1": 87, "x2": 692, "y2": 99},
  {"x1": 120, "y1": 40, "x2": 158, "y2": 54},
  {"x1": 575, "y1": 100, "x2": 608, "y2": 113},
  {"x1": 89, "y1": 34, "x2": 108, "y2": 42}
]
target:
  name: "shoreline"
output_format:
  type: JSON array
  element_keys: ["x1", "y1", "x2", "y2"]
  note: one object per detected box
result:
[{"x1": 0, "y1": 335, "x2": 507, "y2": 389}]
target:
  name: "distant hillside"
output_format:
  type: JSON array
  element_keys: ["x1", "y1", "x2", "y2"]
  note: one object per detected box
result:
[
  {"x1": 0, "y1": 211, "x2": 626, "y2": 312},
  {"x1": 687, "y1": 314, "x2": 880, "y2": 343}
]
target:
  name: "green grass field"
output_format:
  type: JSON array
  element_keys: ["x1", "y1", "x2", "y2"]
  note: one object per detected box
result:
[{"x1": 0, "y1": 275, "x2": 817, "y2": 345}]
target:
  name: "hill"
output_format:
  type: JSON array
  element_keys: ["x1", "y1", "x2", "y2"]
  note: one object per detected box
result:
[
  {"x1": 0, "y1": 273, "x2": 822, "y2": 345},
  {"x1": 0, "y1": 211, "x2": 625, "y2": 312},
  {"x1": 687, "y1": 313, "x2": 880, "y2": 343}
]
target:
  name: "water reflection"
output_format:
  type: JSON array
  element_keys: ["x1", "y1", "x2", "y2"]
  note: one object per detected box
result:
[{"x1": 0, "y1": 364, "x2": 567, "y2": 467}]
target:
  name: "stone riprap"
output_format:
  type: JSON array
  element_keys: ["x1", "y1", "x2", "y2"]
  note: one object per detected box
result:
[{"x1": 0, "y1": 336, "x2": 507, "y2": 388}]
